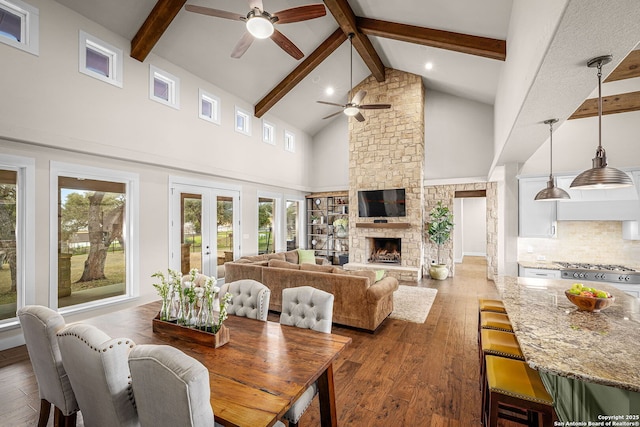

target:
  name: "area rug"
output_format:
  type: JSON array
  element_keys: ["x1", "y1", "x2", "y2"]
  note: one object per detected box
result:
[{"x1": 389, "y1": 285, "x2": 438, "y2": 323}]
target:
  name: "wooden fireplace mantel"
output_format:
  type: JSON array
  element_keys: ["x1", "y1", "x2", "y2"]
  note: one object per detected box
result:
[{"x1": 355, "y1": 222, "x2": 411, "y2": 229}]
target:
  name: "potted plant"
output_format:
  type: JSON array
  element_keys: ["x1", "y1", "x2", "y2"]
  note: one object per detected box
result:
[{"x1": 427, "y1": 201, "x2": 454, "y2": 280}]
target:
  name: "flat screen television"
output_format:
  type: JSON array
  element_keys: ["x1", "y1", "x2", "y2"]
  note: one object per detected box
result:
[{"x1": 357, "y1": 188, "x2": 406, "y2": 217}]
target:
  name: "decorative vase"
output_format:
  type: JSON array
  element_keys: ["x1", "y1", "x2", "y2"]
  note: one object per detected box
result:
[
  {"x1": 187, "y1": 301, "x2": 198, "y2": 326},
  {"x1": 176, "y1": 296, "x2": 186, "y2": 325},
  {"x1": 160, "y1": 297, "x2": 170, "y2": 321},
  {"x1": 205, "y1": 297, "x2": 215, "y2": 332},
  {"x1": 429, "y1": 264, "x2": 449, "y2": 280},
  {"x1": 336, "y1": 225, "x2": 348, "y2": 238},
  {"x1": 196, "y1": 298, "x2": 206, "y2": 329}
]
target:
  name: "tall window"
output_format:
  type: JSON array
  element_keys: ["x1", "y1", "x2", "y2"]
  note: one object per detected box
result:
[
  {"x1": 286, "y1": 200, "x2": 300, "y2": 251},
  {"x1": 0, "y1": 170, "x2": 17, "y2": 321},
  {"x1": 52, "y1": 163, "x2": 138, "y2": 311},
  {"x1": 0, "y1": 154, "x2": 34, "y2": 327},
  {"x1": 181, "y1": 193, "x2": 202, "y2": 272},
  {"x1": 0, "y1": 0, "x2": 39, "y2": 55},
  {"x1": 258, "y1": 197, "x2": 275, "y2": 254}
]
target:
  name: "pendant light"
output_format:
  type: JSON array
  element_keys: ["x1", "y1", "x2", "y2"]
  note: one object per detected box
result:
[
  {"x1": 535, "y1": 119, "x2": 570, "y2": 201},
  {"x1": 570, "y1": 55, "x2": 633, "y2": 189}
]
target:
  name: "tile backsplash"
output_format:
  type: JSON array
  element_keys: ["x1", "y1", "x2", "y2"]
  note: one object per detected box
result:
[{"x1": 518, "y1": 221, "x2": 640, "y2": 269}]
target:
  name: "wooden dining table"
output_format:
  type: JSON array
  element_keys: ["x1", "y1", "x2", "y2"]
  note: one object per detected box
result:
[{"x1": 84, "y1": 301, "x2": 352, "y2": 427}]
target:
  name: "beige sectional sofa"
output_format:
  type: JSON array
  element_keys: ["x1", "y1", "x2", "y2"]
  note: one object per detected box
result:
[{"x1": 225, "y1": 250, "x2": 399, "y2": 331}]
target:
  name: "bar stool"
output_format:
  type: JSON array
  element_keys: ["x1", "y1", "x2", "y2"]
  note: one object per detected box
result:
[
  {"x1": 483, "y1": 355, "x2": 556, "y2": 427},
  {"x1": 480, "y1": 311, "x2": 513, "y2": 332},
  {"x1": 479, "y1": 329, "x2": 524, "y2": 389},
  {"x1": 479, "y1": 298, "x2": 507, "y2": 313}
]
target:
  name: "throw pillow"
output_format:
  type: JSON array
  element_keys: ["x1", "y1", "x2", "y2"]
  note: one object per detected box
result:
[
  {"x1": 375, "y1": 270, "x2": 386, "y2": 282},
  {"x1": 266, "y1": 252, "x2": 286, "y2": 261},
  {"x1": 268, "y1": 259, "x2": 300, "y2": 270},
  {"x1": 283, "y1": 250, "x2": 299, "y2": 264},
  {"x1": 300, "y1": 263, "x2": 335, "y2": 273},
  {"x1": 297, "y1": 249, "x2": 316, "y2": 265}
]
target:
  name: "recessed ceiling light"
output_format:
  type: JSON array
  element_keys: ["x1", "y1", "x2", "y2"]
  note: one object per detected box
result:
[
  {"x1": 325, "y1": 86, "x2": 334, "y2": 96},
  {"x1": 425, "y1": 62, "x2": 433, "y2": 71}
]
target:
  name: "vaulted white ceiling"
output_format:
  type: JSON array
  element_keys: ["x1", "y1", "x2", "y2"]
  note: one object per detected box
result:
[{"x1": 54, "y1": 0, "x2": 512, "y2": 136}]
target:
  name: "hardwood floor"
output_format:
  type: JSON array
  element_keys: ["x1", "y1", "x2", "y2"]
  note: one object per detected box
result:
[{"x1": 0, "y1": 256, "x2": 507, "y2": 426}]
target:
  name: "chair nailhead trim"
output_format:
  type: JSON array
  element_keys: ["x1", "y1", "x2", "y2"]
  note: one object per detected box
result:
[{"x1": 491, "y1": 387, "x2": 553, "y2": 405}]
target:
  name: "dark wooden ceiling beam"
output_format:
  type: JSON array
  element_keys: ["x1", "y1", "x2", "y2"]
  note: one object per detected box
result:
[
  {"x1": 356, "y1": 17, "x2": 506, "y2": 61},
  {"x1": 322, "y1": 0, "x2": 385, "y2": 82},
  {"x1": 130, "y1": 0, "x2": 187, "y2": 62},
  {"x1": 568, "y1": 91, "x2": 640, "y2": 120},
  {"x1": 605, "y1": 50, "x2": 640, "y2": 82},
  {"x1": 255, "y1": 28, "x2": 347, "y2": 118}
]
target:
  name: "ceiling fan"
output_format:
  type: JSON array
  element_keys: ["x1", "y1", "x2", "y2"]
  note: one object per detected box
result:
[
  {"x1": 184, "y1": 1, "x2": 326, "y2": 60},
  {"x1": 317, "y1": 33, "x2": 391, "y2": 122}
]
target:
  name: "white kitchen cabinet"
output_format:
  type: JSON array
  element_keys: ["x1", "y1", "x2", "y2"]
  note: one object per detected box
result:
[
  {"x1": 622, "y1": 221, "x2": 640, "y2": 240},
  {"x1": 555, "y1": 173, "x2": 640, "y2": 221},
  {"x1": 611, "y1": 283, "x2": 640, "y2": 299},
  {"x1": 520, "y1": 267, "x2": 561, "y2": 279},
  {"x1": 518, "y1": 177, "x2": 557, "y2": 237},
  {"x1": 556, "y1": 174, "x2": 638, "y2": 201},
  {"x1": 557, "y1": 200, "x2": 639, "y2": 221}
]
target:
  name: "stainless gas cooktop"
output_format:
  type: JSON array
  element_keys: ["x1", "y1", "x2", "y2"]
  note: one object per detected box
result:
[{"x1": 555, "y1": 262, "x2": 640, "y2": 284}]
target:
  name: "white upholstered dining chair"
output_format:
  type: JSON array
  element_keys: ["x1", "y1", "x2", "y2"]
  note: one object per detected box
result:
[
  {"x1": 17, "y1": 305, "x2": 79, "y2": 427},
  {"x1": 279, "y1": 286, "x2": 335, "y2": 427},
  {"x1": 56, "y1": 323, "x2": 139, "y2": 427},
  {"x1": 219, "y1": 279, "x2": 271, "y2": 321},
  {"x1": 128, "y1": 344, "x2": 217, "y2": 427}
]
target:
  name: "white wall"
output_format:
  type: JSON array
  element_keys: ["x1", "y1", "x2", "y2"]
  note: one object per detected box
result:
[
  {"x1": 454, "y1": 198, "x2": 487, "y2": 263},
  {"x1": 453, "y1": 198, "x2": 463, "y2": 262},
  {"x1": 0, "y1": 0, "x2": 312, "y2": 348},
  {"x1": 461, "y1": 198, "x2": 487, "y2": 256},
  {"x1": 424, "y1": 90, "x2": 494, "y2": 180},
  {"x1": 0, "y1": 0, "x2": 313, "y2": 191},
  {"x1": 310, "y1": 115, "x2": 349, "y2": 191}
]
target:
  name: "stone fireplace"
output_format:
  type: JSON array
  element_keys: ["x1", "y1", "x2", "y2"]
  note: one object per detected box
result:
[
  {"x1": 346, "y1": 68, "x2": 425, "y2": 281},
  {"x1": 368, "y1": 237, "x2": 401, "y2": 264}
]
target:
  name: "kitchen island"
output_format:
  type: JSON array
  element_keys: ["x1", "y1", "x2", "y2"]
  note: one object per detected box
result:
[{"x1": 494, "y1": 276, "x2": 640, "y2": 422}]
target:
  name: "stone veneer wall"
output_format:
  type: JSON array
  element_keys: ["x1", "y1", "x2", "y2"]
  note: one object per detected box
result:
[
  {"x1": 424, "y1": 182, "x2": 498, "y2": 280},
  {"x1": 348, "y1": 69, "x2": 425, "y2": 281},
  {"x1": 518, "y1": 221, "x2": 640, "y2": 269}
]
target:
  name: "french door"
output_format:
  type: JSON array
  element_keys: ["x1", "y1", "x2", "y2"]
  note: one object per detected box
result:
[{"x1": 169, "y1": 180, "x2": 240, "y2": 280}]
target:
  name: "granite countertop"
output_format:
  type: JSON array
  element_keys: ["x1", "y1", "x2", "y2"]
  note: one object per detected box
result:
[
  {"x1": 494, "y1": 276, "x2": 640, "y2": 392},
  {"x1": 518, "y1": 261, "x2": 563, "y2": 270}
]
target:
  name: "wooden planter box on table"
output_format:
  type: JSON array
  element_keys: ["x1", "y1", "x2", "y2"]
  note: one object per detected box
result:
[{"x1": 152, "y1": 314, "x2": 229, "y2": 348}]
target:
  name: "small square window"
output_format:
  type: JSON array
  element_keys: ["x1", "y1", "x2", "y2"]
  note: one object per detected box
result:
[
  {"x1": 150, "y1": 65, "x2": 180, "y2": 109},
  {"x1": 262, "y1": 120, "x2": 275, "y2": 145},
  {"x1": 79, "y1": 31, "x2": 123, "y2": 87},
  {"x1": 284, "y1": 130, "x2": 296, "y2": 152},
  {"x1": 0, "y1": 0, "x2": 39, "y2": 55},
  {"x1": 199, "y1": 89, "x2": 221, "y2": 124},
  {"x1": 0, "y1": 7, "x2": 21, "y2": 41},
  {"x1": 235, "y1": 106, "x2": 251, "y2": 136}
]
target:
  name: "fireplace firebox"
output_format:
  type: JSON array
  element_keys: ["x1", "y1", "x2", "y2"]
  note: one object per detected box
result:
[{"x1": 368, "y1": 238, "x2": 401, "y2": 264}]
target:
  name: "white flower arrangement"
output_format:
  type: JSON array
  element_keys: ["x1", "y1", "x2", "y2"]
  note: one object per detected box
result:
[
  {"x1": 152, "y1": 267, "x2": 230, "y2": 333},
  {"x1": 333, "y1": 218, "x2": 348, "y2": 228}
]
